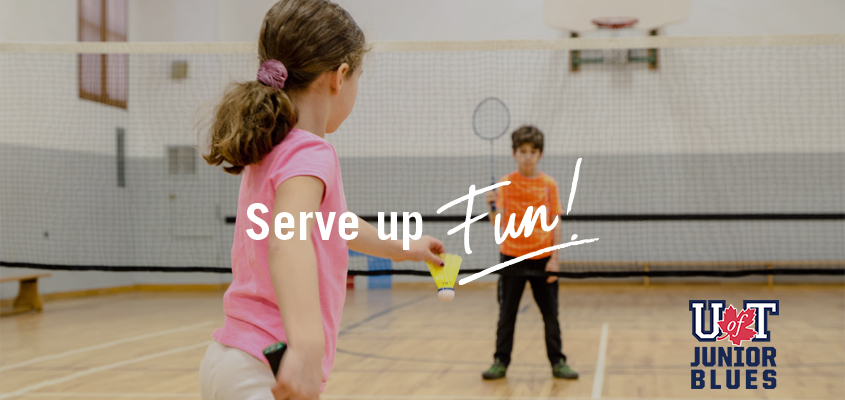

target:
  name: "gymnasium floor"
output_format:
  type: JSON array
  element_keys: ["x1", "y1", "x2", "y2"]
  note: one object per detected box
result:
[{"x1": 1, "y1": 283, "x2": 843, "y2": 399}]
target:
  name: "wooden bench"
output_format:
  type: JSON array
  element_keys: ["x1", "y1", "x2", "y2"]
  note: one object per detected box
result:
[{"x1": 0, "y1": 273, "x2": 51, "y2": 317}]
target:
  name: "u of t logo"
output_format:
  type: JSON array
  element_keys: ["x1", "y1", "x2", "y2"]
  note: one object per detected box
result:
[{"x1": 689, "y1": 300, "x2": 779, "y2": 343}]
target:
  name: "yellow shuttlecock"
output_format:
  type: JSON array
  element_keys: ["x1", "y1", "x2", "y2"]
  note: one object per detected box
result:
[{"x1": 426, "y1": 254, "x2": 462, "y2": 302}]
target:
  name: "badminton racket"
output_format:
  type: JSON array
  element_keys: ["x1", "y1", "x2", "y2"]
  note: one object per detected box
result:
[{"x1": 472, "y1": 97, "x2": 511, "y2": 211}]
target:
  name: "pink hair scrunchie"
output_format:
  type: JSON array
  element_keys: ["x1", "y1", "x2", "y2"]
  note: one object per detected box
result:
[{"x1": 256, "y1": 59, "x2": 288, "y2": 90}]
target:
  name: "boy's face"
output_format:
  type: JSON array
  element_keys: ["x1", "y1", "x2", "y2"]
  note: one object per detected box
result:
[{"x1": 513, "y1": 143, "x2": 543, "y2": 173}]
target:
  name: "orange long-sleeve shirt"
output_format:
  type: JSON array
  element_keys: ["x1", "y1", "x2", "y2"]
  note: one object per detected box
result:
[{"x1": 495, "y1": 171, "x2": 564, "y2": 259}]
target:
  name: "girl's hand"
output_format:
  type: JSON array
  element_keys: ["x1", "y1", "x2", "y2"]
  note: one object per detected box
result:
[
  {"x1": 393, "y1": 235, "x2": 445, "y2": 266},
  {"x1": 545, "y1": 257, "x2": 559, "y2": 284},
  {"x1": 271, "y1": 347, "x2": 323, "y2": 400}
]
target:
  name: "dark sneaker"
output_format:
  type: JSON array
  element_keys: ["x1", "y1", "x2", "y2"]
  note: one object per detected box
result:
[
  {"x1": 482, "y1": 359, "x2": 507, "y2": 380},
  {"x1": 552, "y1": 360, "x2": 579, "y2": 379}
]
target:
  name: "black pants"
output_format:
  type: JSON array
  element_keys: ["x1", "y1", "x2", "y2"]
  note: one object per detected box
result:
[{"x1": 494, "y1": 253, "x2": 566, "y2": 367}]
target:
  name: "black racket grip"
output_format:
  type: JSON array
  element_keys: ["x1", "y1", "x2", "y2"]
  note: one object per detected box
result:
[
  {"x1": 490, "y1": 178, "x2": 497, "y2": 212},
  {"x1": 263, "y1": 342, "x2": 287, "y2": 376}
]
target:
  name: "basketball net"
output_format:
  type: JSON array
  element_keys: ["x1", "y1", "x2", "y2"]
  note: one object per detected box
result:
[{"x1": 592, "y1": 17, "x2": 638, "y2": 65}]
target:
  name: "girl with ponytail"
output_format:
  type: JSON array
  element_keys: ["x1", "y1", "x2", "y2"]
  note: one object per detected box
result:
[{"x1": 199, "y1": 1, "x2": 446, "y2": 399}]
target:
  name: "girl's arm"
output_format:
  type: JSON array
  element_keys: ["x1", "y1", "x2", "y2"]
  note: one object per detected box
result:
[
  {"x1": 268, "y1": 176, "x2": 325, "y2": 400},
  {"x1": 348, "y1": 213, "x2": 446, "y2": 266}
]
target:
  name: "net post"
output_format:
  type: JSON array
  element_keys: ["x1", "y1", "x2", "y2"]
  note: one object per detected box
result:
[
  {"x1": 643, "y1": 263, "x2": 650, "y2": 286},
  {"x1": 570, "y1": 32, "x2": 581, "y2": 72},
  {"x1": 648, "y1": 29, "x2": 659, "y2": 70},
  {"x1": 766, "y1": 263, "x2": 774, "y2": 287}
]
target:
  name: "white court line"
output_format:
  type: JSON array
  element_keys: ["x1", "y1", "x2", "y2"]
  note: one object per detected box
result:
[
  {"x1": 0, "y1": 341, "x2": 211, "y2": 400},
  {"x1": 0, "y1": 320, "x2": 215, "y2": 372},
  {"x1": 592, "y1": 323, "x2": 610, "y2": 399}
]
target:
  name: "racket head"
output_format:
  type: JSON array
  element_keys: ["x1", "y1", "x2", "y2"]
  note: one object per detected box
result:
[{"x1": 472, "y1": 97, "x2": 511, "y2": 141}]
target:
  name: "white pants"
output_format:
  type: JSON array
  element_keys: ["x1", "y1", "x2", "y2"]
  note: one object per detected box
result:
[{"x1": 199, "y1": 340, "x2": 276, "y2": 400}]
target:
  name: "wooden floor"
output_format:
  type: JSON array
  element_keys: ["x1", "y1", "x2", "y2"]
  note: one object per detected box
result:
[{"x1": 0, "y1": 283, "x2": 843, "y2": 399}]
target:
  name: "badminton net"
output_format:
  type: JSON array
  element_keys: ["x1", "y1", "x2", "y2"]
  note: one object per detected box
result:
[{"x1": 1, "y1": 35, "x2": 843, "y2": 279}]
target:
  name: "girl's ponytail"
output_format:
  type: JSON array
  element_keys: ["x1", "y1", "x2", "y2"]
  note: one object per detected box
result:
[
  {"x1": 204, "y1": 80, "x2": 296, "y2": 175},
  {"x1": 203, "y1": 0, "x2": 366, "y2": 175}
]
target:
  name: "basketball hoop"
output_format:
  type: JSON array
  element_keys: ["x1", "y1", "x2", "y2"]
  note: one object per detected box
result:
[
  {"x1": 541, "y1": 0, "x2": 683, "y2": 72},
  {"x1": 591, "y1": 17, "x2": 639, "y2": 30},
  {"x1": 567, "y1": 15, "x2": 659, "y2": 72},
  {"x1": 586, "y1": 17, "x2": 639, "y2": 65}
]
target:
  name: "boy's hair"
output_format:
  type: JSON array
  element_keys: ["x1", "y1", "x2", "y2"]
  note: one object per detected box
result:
[
  {"x1": 511, "y1": 125, "x2": 544, "y2": 152},
  {"x1": 204, "y1": 0, "x2": 367, "y2": 174}
]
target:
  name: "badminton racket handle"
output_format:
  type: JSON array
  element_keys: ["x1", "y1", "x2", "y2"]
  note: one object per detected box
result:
[
  {"x1": 263, "y1": 342, "x2": 288, "y2": 376},
  {"x1": 489, "y1": 179, "x2": 497, "y2": 212}
]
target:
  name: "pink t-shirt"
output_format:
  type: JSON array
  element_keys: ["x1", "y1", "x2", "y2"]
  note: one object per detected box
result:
[{"x1": 212, "y1": 128, "x2": 349, "y2": 388}]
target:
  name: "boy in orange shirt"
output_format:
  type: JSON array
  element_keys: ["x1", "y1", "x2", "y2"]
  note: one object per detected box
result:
[{"x1": 482, "y1": 125, "x2": 578, "y2": 380}]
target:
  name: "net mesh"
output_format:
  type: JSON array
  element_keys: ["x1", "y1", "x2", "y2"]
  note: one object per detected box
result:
[{"x1": 1, "y1": 37, "x2": 843, "y2": 279}]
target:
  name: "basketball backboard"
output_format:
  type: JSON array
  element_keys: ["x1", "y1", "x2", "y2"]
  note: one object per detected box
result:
[{"x1": 544, "y1": 0, "x2": 690, "y2": 33}]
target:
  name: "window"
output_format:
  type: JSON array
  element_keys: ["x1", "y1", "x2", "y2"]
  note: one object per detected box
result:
[{"x1": 79, "y1": 0, "x2": 127, "y2": 109}]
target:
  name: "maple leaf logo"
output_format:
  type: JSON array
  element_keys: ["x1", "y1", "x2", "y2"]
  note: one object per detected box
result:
[{"x1": 717, "y1": 305, "x2": 758, "y2": 346}]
